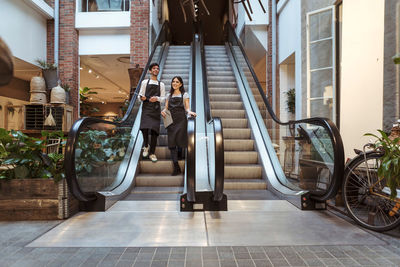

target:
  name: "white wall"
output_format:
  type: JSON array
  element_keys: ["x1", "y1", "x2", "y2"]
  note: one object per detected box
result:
[
  {"x1": 340, "y1": 0, "x2": 385, "y2": 158},
  {"x1": 0, "y1": 0, "x2": 49, "y2": 65},
  {"x1": 277, "y1": 0, "x2": 302, "y2": 120},
  {"x1": 79, "y1": 30, "x2": 130, "y2": 55},
  {"x1": 236, "y1": 0, "x2": 268, "y2": 36},
  {"x1": 76, "y1": 12, "x2": 130, "y2": 29}
]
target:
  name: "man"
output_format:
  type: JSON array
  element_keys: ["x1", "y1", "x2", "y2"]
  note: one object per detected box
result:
[{"x1": 138, "y1": 63, "x2": 165, "y2": 162}]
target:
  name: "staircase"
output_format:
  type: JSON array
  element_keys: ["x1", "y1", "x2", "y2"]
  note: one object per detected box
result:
[
  {"x1": 205, "y1": 45, "x2": 267, "y2": 191},
  {"x1": 126, "y1": 45, "x2": 191, "y2": 200}
]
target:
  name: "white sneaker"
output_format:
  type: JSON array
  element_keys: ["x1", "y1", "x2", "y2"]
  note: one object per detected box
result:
[
  {"x1": 149, "y1": 154, "x2": 157, "y2": 163},
  {"x1": 142, "y1": 145, "x2": 149, "y2": 158}
]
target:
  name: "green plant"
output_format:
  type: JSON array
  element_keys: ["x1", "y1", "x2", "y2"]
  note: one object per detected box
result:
[
  {"x1": 393, "y1": 53, "x2": 400, "y2": 65},
  {"x1": 36, "y1": 59, "x2": 57, "y2": 70},
  {"x1": 0, "y1": 129, "x2": 66, "y2": 181},
  {"x1": 79, "y1": 87, "x2": 100, "y2": 116},
  {"x1": 365, "y1": 130, "x2": 400, "y2": 199},
  {"x1": 285, "y1": 88, "x2": 295, "y2": 114}
]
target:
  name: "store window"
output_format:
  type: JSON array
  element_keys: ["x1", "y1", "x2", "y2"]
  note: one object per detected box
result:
[
  {"x1": 80, "y1": 0, "x2": 130, "y2": 12},
  {"x1": 306, "y1": 6, "x2": 336, "y2": 122}
]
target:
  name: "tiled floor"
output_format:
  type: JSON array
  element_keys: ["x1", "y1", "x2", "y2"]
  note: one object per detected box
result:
[{"x1": 1, "y1": 201, "x2": 400, "y2": 266}]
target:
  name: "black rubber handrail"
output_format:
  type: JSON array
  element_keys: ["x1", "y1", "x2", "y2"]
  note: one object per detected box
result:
[
  {"x1": 186, "y1": 25, "x2": 197, "y2": 202},
  {"x1": 226, "y1": 21, "x2": 344, "y2": 201},
  {"x1": 198, "y1": 22, "x2": 225, "y2": 201},
  {"x1": 65, "y1": 21, "x2": 171, "y2": 202}
]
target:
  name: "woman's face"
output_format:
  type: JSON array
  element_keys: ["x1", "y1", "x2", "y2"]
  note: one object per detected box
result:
[{"x1": 171, "y1": 78, "x2": 182, "y2": 90}]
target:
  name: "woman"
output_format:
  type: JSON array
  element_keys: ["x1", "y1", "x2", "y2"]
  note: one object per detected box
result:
[{"x1": 161, "y1": 76, "x2": 196, "y2": 175}]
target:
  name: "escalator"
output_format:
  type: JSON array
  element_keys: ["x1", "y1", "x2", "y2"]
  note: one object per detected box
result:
[
  {"x1": 64, "y1": 22, "x2": 197, "y2": 210},
  {"x1": 210, "y1": 22, "x2": 344, "y2": 208}
]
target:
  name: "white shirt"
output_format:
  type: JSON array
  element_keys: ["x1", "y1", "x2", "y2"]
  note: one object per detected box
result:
[
  {"x1": 166, "y1": 92, "x2": 189, "y2": 100},
  {"x1": 138, "y1": 79, "x2": 166, "y2": 103}
]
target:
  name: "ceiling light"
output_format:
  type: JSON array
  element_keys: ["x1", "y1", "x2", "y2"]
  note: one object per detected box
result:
[
  {"x1": 88, "y1": 69, "x2": 92, "y2": 73},
  {"x1": 101, "y1": 101, "x2": 105, "y2": 104},
  {"x1": 118, "y1": 90, "x2": 122, "y2": 94},
  {"x1": 96, "y1": 75, "x2": 99, "y2": 79},
  {"x1": 80, "y1": 67, "x2": 83, "y2": 70},
  {"x1": 89, "y1": 97, "x2": 93, "y2": 100}
]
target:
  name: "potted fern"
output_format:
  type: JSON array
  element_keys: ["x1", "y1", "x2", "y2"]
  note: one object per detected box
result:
[{"x1": 36, "y1": 59, "x2": 58, "y2": 92}]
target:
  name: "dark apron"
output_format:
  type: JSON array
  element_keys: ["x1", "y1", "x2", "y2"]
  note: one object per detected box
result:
[
  {"x1": 167, "y1": 94, "x2": 188, "y2": 148},
  {"x1": 140, "y1": 80, "x2": 161, "y2": 134}
]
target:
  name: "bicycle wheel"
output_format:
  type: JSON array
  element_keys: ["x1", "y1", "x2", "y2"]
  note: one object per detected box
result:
[{"x1": 342, "y1": 152, "x2": 400, "y2": 232}]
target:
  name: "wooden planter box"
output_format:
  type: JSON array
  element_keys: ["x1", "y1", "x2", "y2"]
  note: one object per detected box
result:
[{"x1": 0, "y1": 179, "x2": 79, "y2": 220}]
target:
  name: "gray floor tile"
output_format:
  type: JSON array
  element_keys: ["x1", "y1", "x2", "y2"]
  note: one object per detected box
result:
[
  {"x1": 203, "y1": 252, "x2": 219, "y2": 260},
  {"x1": 151, "y1": 260, "x2": 168, "y2": 267},
  {"x1": 186, "y1": 253, "x2": 202, "y2": 260},
  {"x1": 116, "y1": 260, "x2": 135, "y2": 267},
  {"x1": 154, "y1": 253, "x2": 170, "y2": 260},
  {"x1": 167, "y1": 260, "x2": 185, "y2": 267},
  {"x1": 253, "y1": 259, "x2": 273, "y2": 267},
  {"x1": 203, "y1": 260, "x2": 220, "y2": 267},
  {"x1": 134, "y1": 261, "x2": 152, "y2": 267},
  {"x1": 234, "y1": 253, "x2": 251, "y2": 260},
  {"x1": 236, "y1": 259, "x2": 255, "y2": 267},
  {"x1": 219, "y1": 251, "x2": 235, "y2": 260},
  {"x1": 185, "y1": 260, "x2": 202, "y2": 267},
  {"x1": 249, "y1": 252, "x2": 266, "y2": 260},
  {"x1": 137, "y1": 253, "x2": 155, "y2": 261},
  {"x1": 220, "y1": 260, "x2": 238, "y2": 267},
  {"x1": 169, "y1": 253, "x2": 185, "y2": 260},
  {"x1": 303, "y1": 258, "x2": 325, "y2": 267}
]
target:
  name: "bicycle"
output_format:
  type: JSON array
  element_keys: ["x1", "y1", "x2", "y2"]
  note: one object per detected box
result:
[{"x1": 342, "y1": 143, "x2": 400, "y2": 232}]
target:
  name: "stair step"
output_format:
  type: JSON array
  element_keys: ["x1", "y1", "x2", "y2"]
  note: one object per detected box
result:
[
  {"x1": 132, "y1": 186, "x2": 183, "y2": 194},
  {"x1": 207, "y1": 66, "x2": 233, "y2": 71},
  {"x1": 221, "y1": 118, "x2": 248, "y2": 128},
  {"x1": 210, "y1": 101, "x2": 243, "y2": 109},
  {"x1": 223, "y1": 128, "x2": 251, "y2": 139},
  {"x1": 225, "y1": 151, "x2": 258, "y2": 164},
  {"x1": 209, "y1": 94, "x2": 241, "y2": 102},
  {"x1": 224, "y1": 165, "x2": 262, "y2": 179},
  {"x1": 209, "y1": 81, "x2": 237, "y2": 87},
  {"x1": 212, "y1": 109, "x2": 245, "y2": 118},
  {"x1": 209, "y1": 88, "x2": 238, "y2": 94},
  {"x1": 207, "y1": 76, "x2": 236, "y2": 82},
  {"x1": 224, "y1": 139, "x2": 254, "y2": 151},
  {"x1": 135, "y1": 174, "x2": 184, "y2": 187},
  {"x1": 224, "y1": 179, "x2": 267, "y2": 190},
  {"x1": 139, "y1": 160, "x2": 185, "y2": 174}
]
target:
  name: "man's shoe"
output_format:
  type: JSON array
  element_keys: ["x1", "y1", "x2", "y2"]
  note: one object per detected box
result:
[
  {"x1": 142, "y1": 145, "x2": 149, "y2": 158},
  {"x1": 149, "y1": 154, "x2": 157, "y2": 163}
]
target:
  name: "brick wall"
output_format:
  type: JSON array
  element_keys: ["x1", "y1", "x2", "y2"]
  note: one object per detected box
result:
[
  {"x1": 47, "y1": 20, "x2": 54, "y2": 65},
  {"x1": 59, "y1": 0, "x2": 79, "y2": 118},
  {"x1": 130, "y1": 0, "x2": 150, "y2": 68}
]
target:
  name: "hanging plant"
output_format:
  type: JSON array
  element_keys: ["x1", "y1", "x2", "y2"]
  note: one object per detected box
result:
[{"x1": 285, "y1": 88, "x2": 295, "y2": 114}]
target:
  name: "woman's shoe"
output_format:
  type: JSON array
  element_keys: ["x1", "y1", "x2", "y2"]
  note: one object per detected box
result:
[
  {"x1": 149, "y1": 154, "x2": 157, "y2": 162},
  {"x1": 142, "y1": 145, "x2": 149, "y2": 158},
  {"x1": 171, "y1": 162, "x2": 181, "y2": 176}
]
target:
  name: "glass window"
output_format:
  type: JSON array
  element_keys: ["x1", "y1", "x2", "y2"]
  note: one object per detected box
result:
[
  {"x1": 307, "y1": 7, "x2": 336, "y2": 122},
  {"x1": 79, "y1": 0, "x2": 130, "y2": 12}
]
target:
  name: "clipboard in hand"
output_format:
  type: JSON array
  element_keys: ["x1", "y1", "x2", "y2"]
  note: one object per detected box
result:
[{"x1": 163, "y1": 109, "x2": 173, "y2": 128}]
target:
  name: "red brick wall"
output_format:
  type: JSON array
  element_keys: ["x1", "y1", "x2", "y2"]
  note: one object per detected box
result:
[
  {"x1": 47, "y1": 20, "x2": 54, "y2": 64},
  {"x1": 59, "y1": 0, "x2": 79, "y2": 119},
  {"x1": 130, "y1": 0, "x2": 149, "y2": 68}
]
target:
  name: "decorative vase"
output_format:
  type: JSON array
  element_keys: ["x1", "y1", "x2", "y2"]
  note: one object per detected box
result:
[
  {"x1": 42, "y1": 69, "x2": 58, "y2": 91},
  {"x1": 30, "y1": 76, "x2": 47, "y2": 104},
  {"x1": 50, "y1": 84, "x2": 66, "y2": 104}
]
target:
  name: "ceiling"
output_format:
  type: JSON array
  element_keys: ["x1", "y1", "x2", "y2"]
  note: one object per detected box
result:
[
  {"x1": 13, "y1": 57, "x2": 41, "y2": 81},
  {"x1": 80, "y1": 54, "x2": 131, "y2": 103}
]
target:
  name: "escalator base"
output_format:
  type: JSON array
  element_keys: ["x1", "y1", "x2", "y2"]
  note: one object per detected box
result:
[{"x1": 180, "y1": 192, "x2": 228, "y2": 211}]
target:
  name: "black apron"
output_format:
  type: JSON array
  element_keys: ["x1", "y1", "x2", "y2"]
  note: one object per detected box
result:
[
  {"x1": 167, "y1": 93, "x2": 188, "y2": 148},
  {"x1": 140, "y1": 80, "x2": 161, "y2": 134}
]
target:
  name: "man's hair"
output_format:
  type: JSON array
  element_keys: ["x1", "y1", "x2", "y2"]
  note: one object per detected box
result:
[{"x1": 148, "y1": 63, "x2": 159, "y2": 71}]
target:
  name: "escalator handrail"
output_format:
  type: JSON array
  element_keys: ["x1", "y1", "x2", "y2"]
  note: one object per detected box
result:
[
  {"x1": 65, "y1": 21, "x2": 171, "y2": 202},
  {"x1": 225, "y1": 21, "x2": 344, "y2": 201},
  {"x1": 198, "y1": 23, "x2": 225, "y2": 201},
  {"x1": 186, "y1": 25, "x2": 197, "y2": 202}
]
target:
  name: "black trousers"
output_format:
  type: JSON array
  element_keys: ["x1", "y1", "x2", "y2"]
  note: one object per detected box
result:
[{"x1": 141, "y1": 129, "x2": 158, "y2": 154}]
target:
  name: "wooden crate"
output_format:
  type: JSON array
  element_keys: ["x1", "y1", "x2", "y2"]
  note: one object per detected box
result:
[
  {"x1": 4, "y1": 104, "x2": 74, "y2": 132},
  {"x1": 0, "y1": 179, "x2": 79, "y2": 220}
]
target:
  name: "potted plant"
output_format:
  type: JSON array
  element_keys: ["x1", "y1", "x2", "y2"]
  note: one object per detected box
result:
[
  {"x1": 285, "y1": 88, "x2": 295, "y2": 119},
  {"x1": 36, "y1": 59, "x2": 58, "y2": 92},
  {"x1": 79, "y1": 86, "x2": 100, "y2": 116},
  {"x1": 0, "y1": 128, "x2": 78, "y2": 220}
]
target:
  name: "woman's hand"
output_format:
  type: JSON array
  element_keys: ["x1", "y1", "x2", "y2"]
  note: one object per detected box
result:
[
  {"x1": 187, "y1": 111, "x2": 196, "y2": 117},
  {"x1": 161, "y1": 109, "x2": 167, "y2": 118}
]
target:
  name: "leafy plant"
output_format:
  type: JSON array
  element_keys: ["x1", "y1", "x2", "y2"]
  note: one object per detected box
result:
[
  {"x1": 0, "y1": 129, "x2": 66, "y2": 181},
  {"x1": 36, "y1": 59, "x2": 57, "y2": 70},
  {"x1": 79, "y1": 87, "x2": 100, "y2": 116},
  {"x1": 365, "y1": 130, "x2": 400, "y2": 199},
  {"x1": 393, "y1": 53, "x2": 400, "y2": 65},
  {"x1": 285, "y1": 88, "x2": 295, "y2": 114}
]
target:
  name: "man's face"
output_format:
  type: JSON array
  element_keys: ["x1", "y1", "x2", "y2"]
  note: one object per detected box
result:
[{"x1": 149, "y1": 65, "x2": 159, "y2": 77}]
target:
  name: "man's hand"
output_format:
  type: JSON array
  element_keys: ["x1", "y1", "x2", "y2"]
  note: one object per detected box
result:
[
  {"x1": 149, "y1": 96, "x2": 158, "y2": 102},
  {"x1": 140, "y1": 96, "x2": 147, "y2": 101}
]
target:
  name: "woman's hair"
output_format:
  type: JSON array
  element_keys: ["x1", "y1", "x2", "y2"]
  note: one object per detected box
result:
[{"x1": 169, "y1": 76, "x2": 185, "y2": 98}]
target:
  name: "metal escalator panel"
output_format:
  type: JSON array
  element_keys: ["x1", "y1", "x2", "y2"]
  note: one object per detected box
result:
[
  {"x1": 65, "y1": 22, "x2": 171, "y2": 206},
  {"x1": 225, "y1": 22, "x2": 344, "y2": 203}
]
